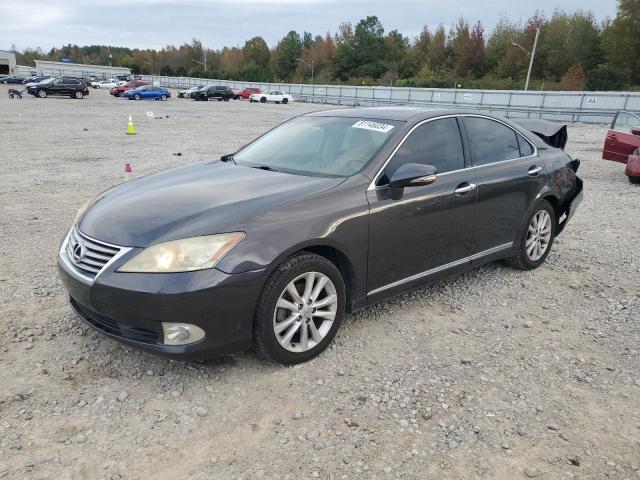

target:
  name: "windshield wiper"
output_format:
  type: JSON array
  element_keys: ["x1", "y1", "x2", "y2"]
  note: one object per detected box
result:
[
  {"x1": 252, "y1": 165, "x2": 278, "y2": 172},
  {"x1": 220, "y1": 154, "x2": 236, "y2": 165}
]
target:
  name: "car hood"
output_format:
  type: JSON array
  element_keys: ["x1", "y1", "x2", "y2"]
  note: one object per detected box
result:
[{"x1": 79, "y1": 161, "x2": 344, "y2": 247}]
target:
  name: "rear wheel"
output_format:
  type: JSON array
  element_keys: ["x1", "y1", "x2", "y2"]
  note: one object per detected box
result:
[
  {"x1": 505, "y1": 199, "x2": 556, "y2": 270},
  {"x1": 282, "y1": 97, "x2": 289, "y2": 104},
  {"x1": 254, "y1": 253, "x2": 345, "y2": 365},
  {"x1": 160, "y1": 94, "x2": 167, "y2": 101},
  {"x1": 260, "y1": 97, "x2": 267, "y2": 103},
  {"x1": 629, "y1": 176, "x2": 640, "y2": 184},
  {"x1": 74, "y1": 91, "x2": 83, "y2": 99},
  {"x1": 37, "y1": 89, "x2": 47, "y2": 98}
]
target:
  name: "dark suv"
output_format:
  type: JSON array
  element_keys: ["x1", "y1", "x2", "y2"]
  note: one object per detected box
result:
[
  {"x1": 29, "y1": 77, "x2": 90, "y2": 99},
  {"x1": 192, "y1": 85, "x2": 234, "y2": 101}
]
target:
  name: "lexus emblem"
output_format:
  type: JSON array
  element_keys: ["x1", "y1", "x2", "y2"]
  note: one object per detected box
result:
[{"x1": 72, "y1": 241, "x2": 84, "y2": 263}]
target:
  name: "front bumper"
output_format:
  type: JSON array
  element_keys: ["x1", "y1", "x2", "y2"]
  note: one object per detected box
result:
[{"x1": 58, "y1": 248, "x2": 267, "y2": 360}]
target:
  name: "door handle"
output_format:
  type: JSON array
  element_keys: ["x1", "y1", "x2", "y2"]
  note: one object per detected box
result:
[
  {"x1": 454, "y1": 183, "x2": 477, "y2": 195},
  {"x1": 528, "y1": 166, "x2": 543, "y2": 176}
]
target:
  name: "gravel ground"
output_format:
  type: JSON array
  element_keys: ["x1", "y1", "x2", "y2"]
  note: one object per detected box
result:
[{"x1": 0, "y1": 86, "x2": 638, "y2": 480}]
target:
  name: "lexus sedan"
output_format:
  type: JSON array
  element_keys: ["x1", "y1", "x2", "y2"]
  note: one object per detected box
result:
[{"x1": 57, "y1": 107, "x2": 583, "y2": 365}]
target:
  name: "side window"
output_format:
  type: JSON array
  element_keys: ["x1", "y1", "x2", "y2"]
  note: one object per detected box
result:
[
  {"x1": 517, "y1": 134, "x2": 534, "y2": 157},
  {"x1": 464, "y1": 117, "x2": 521, "y2": 165},
  {"x1": 612, "y1": 112, "x2": 640, "y2": 133},
  {"x1": 379, "y1": 118, "x2": 465, "y2": 185}
]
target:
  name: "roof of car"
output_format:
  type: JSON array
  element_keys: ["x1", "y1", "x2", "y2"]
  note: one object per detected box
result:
[{"x1": 305, "y1": 106, "x2": 504, "y2": 122}]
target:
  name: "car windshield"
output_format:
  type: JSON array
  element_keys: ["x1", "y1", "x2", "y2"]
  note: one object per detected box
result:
[{"x1": 233, "y1": 116, "x2": 400, "y2": 177}]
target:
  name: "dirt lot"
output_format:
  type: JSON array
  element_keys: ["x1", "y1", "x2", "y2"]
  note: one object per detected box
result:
[{"x1": 0, "y1": 86, "x2": 638, "y2": 480}]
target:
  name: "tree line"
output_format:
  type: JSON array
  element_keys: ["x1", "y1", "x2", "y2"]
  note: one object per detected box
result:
[{"x1": 11, "y1": 1, "x2": 639, "y2": 91}]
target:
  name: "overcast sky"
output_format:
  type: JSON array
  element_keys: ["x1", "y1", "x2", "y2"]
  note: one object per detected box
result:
[{"x1": 0, "y1": 0, "x2": 617, "y2": 52}]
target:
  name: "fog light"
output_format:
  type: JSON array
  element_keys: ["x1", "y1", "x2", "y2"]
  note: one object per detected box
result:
[{"x1": 161, "y1": 323, "x2": 205, "y2": 345}]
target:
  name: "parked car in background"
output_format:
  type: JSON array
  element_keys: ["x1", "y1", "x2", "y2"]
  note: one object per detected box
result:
[
  {"x1": 236, "y1": 87, "x2": 262, "y2": 100},
  {"x1": 178, "y1": 85, "x2": 204, "y2": 98},
  {"x1": 57, "y1": 107, "x2": 582, "y2": 364},
  {"x1": 192, "y1": 85, "x2": 234, "y2": 101},
  {"x1": 29, "y1": 77, "x2": 90, "y2": 99},
  {"x1": 123, "y1": 85, "x2": 171, "y2": 101},
  {"x1": 110, "y1": 80, "x2": 148, "y2": 97},
  {"x1": 1, "y1": 76, "x2": 26, "y2": 84},
  {"x1": 24, "y1": 77, "x2": 53, "y2": 89},
  {"x1": 22, "y1": 75, "x2": 49, "y2": 85},
  {"x1": 602, "y1": 110, "x2": 640, "y2": 183},
  {"x1": 249, "y1": 90, "x2": 293, "y2": 104},
  {"x1": 92, "y1": 80, "x2": 118, "y2": 89}
]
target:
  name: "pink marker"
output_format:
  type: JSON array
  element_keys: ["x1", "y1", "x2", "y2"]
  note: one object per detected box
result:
[{"x1": 124, "y1": 163, "x2": 133, "y2": 181}]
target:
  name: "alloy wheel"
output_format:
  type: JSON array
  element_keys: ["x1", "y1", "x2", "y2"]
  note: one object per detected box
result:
[
  {"x1": 273, "y1": 272, "x2": 337, "y2": 353},
  {"x1": 526, "y1": 210, "x2": 552, "y2": 261}
]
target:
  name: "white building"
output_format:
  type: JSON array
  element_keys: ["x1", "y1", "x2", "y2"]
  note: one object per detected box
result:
[{"x1": 0, "y1": 50, "x2": 17, "y2": 75}]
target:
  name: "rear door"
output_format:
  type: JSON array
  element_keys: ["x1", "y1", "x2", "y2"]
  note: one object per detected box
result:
[
  {"x1": 461, "y1": 115, "x2": 546, "y2": 255},
  {"x1": 603, "y1": 112, "x2": 640, "y2": 163}
]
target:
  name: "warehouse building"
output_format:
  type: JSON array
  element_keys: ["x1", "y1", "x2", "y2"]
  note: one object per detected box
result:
[
  {"x1": 0, "y1": 50, "x2": 17, "y2": 75},
  {"x1": 32, "y1": 60, "x2": 131, "y2": 79}
]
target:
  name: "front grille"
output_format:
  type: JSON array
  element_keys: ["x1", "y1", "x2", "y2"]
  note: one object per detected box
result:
[
  {"x1": 70, "y1": 297, "x2": 161, "y2": 344},
  {"x1": 64, "y1": 227, "x2": 121, "y2": 280}
]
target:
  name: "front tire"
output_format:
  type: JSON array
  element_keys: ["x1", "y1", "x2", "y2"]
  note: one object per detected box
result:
[
  {"x1": 160, "y1": 94, "x2": 167, "y2": 101},
  {"x1": 134, "y1": 94, "x2": 141, "y2": 100},
  {"x1": 282, "y1": 98, "x2": 289, "y2": 104},
  {"x1": 37, "y1": 89, "x2": 47, "y2": 98},
  {"x1": 506, "y1": 199, "x2": 556, "y2": 270},
  {"x1": 629, "y1": 176, "x2": 640, "y2": 184},
  {"x1": 260, "y1": 97, "x2": 267, "y2": 103},
  {"x1": 254, "y1": 253, "x2": 346, "y2": 365}
]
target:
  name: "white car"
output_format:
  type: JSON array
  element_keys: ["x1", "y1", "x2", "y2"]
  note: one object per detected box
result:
[
  {"x1": 91, "y1": 80, "x2": 118, "y2": 89},
  {"x1": 178, "y1": 85, "x2": 205, "y2": 98},
  {"x1": 25, "y1": 78, "x2": 54, "y2": 88},
  {"x1": 249, "y1": 90, "x2": 294, "y2": 104}
]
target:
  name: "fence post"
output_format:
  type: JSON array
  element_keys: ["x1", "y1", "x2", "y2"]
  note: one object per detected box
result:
[{"x1": 506, "y1": 92, "x2": 513, "y2": 118}]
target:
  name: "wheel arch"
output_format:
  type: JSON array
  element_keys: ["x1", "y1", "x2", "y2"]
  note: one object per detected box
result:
[{"x1": 266, "y1": 242, "x2": 358, "y2": 313}]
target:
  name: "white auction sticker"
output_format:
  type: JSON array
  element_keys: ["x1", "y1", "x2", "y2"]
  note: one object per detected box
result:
[{"x1": 352, "y1": 120, "x2": 395, "y2": 133}]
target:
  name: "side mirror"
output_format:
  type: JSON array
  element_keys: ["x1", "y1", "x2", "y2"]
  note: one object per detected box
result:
[
  {"x1": 389, "y1": 163, "x2": 438, "y2": 189},
  {"x1": 631, "y1": 127, "x2": 640, "y2": 137}
]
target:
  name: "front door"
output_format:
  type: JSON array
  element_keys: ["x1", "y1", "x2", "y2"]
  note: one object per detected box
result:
[
  {"x1": 603, "y1": 112, "x2": 640, "y2": 163},
  {"x1": 366, "y1": 117, "x2": 476, "y2": 296}
]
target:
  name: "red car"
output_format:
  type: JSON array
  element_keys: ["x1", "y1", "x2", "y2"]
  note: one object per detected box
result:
[
  {"x1": 110, "y1": 80, "x2": 149, "y2": 97},
  {"x1": 236, "y1": 87, "x2": 262, "y2": 100},
  {"x1": 603, "y1": 110, "x2": 640, "y2": 183}
]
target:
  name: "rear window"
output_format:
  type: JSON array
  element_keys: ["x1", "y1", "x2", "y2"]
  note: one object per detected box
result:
[{"x1": 463, "y1": 117, "x2": 521, "y2": 166}]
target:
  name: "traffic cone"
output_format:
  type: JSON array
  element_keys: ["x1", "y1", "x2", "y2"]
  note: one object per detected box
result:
[
  {"x1": 126, "y1": 114, "x2": 136, "y2": 135},
  {"x1": 124, "y1": 163, "x2": 133, "y2": 181}
]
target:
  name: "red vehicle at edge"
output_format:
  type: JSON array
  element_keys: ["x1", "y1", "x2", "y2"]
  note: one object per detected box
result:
[
  {"x1": 236, "y1": 87, "x2": 262, "y2": 100},
  {"x1": 603, "y1": 110, "x2": 640, "y2": 183},
  {"x1": 110, "y1": 80, "x2": 149, "y2": 97}
]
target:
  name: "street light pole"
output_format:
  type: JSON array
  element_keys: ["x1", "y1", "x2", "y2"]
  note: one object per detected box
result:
[
  {"x1": 512, "y1": 27, "x2": 540, "y2": 91},
  {"x1": 296, "y1": 58, "x2": 314, "y2": 84},
  {"x1": 524, "y1": 28, "x2": 539, "y2": 91}
]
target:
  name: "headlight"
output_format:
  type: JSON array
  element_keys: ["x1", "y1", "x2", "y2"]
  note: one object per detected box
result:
[
  {"x1": 74, "y1": 200, "x2": 92, "y2": 225},
  {"x1": 118, "y1": 233, "x2": 245, "y2": 273}
]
